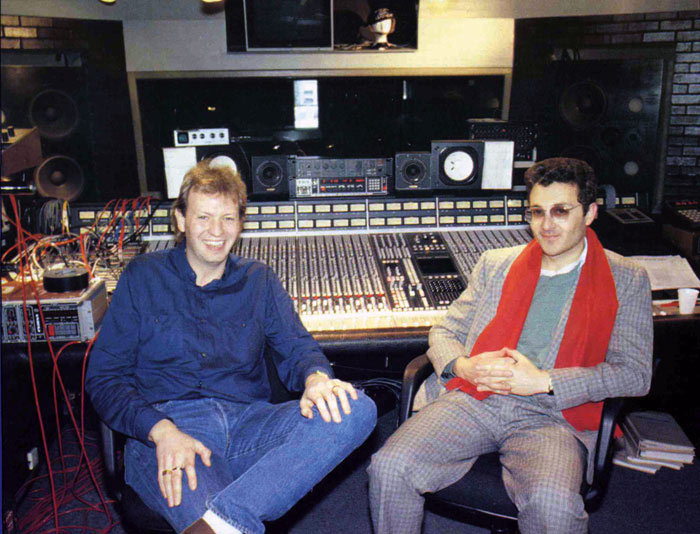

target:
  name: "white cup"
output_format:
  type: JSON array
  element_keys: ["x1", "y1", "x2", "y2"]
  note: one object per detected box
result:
[{"x1": 678, "y1": 288, "x2": 699, "y2": 315}]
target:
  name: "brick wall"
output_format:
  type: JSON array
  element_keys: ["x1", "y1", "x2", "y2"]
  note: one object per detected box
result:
[{"x1": 1, "y1": 15, "x2": 88, "y2": 50}]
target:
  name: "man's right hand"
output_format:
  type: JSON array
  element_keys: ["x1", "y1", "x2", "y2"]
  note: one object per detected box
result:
[
  {"x1": 453, "y1": 348, "x2": 515, "y2": 395},
  {"x1": 148, "y1": 419, "x2": 212, "y2": 508}
]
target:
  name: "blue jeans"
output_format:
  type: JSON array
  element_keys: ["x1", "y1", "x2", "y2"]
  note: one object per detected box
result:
[{"x1": 125, "y1": 393, "x2": 376, "y2": 534}]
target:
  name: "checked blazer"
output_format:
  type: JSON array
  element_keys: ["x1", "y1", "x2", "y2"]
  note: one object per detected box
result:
[{"x1": 414, "y1": 243, "x2": 653, "y2": 480}]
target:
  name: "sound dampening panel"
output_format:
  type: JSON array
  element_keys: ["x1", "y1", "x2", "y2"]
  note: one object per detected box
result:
[{"x1": 538, "y1": 59, "x2": 664, "y2": 194}]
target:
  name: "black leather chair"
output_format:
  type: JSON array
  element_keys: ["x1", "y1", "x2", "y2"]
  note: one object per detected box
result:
[{"x1": 399, "y1": 354, "x2": 625, "y2": 534}]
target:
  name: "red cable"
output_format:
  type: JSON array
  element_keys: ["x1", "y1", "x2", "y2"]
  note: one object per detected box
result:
[{"x1": 8, "y1": 196, "x2": 117, "y2": 534}]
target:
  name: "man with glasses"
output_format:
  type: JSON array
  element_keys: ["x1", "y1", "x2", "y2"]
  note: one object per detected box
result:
[{"x1": 369, "y1": 157, "x2": 653, "y2": 534}]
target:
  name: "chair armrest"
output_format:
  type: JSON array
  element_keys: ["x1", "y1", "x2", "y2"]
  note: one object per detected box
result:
[
  {"x1": 100, "y1": 421, "x2": 124, "y2": 500},
  {"x1": 585, "y1": 396, "x2": 625, "y2": 509},
  {"x1": 399, "y1": 354, "x2": 434, "y2": 426},
  {"x1": 100, "y1": 421, "x2": 118, "y2": 479}
]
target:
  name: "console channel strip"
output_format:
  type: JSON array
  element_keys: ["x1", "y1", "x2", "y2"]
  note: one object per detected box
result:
[{"x1": 231, "y1": 227, "x2": 532, "y2": 332}]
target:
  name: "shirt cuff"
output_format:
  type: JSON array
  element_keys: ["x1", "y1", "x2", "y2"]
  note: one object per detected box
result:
[
  {"x1": 134, "y1": 407, "x2": 170, "y2": 446},
  {"x1": 440, "y1": 358, "x2": 459, "y2": 382}
]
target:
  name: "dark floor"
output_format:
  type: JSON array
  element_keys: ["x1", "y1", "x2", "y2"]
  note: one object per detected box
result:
[{"x1": 11, "y1": 407, "x2": 700, "y2": 534}]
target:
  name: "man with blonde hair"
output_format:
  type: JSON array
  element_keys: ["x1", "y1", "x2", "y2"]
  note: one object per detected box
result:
[{"x1": 88, "y1": 160, "x2": 376, "y2": 534}]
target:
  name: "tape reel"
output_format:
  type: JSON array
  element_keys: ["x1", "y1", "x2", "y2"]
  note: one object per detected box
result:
[{"x1": 43, "y1": 266, "x2": 89, "y2": 293}]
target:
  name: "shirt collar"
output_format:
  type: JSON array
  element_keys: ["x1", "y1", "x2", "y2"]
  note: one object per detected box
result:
[{"x1": 540, "y1": 237, "x2": 587, "y2": 277}]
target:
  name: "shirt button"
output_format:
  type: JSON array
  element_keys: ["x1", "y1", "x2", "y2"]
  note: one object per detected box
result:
[
  {"x1": 201, "y1": 352, "x2": 207, "y2": 358},
  {"x1": 198, "y1": 381, "x2": 202, "y2": 388}
]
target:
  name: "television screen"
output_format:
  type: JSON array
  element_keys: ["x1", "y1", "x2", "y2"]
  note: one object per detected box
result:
[{"x1": 245, "y1": 0, "x2": 333, "y2": 50}]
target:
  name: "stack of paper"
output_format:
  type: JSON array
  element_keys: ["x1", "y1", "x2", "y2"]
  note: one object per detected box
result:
[{"x1": 614, "y1": 411, "x2": 695, "y2": 474}]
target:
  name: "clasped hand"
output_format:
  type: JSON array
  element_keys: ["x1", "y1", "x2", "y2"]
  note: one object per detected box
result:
[
  {"x1": 148, "y1": 419, "x2": 212, "y2": 508},
  {"x1": 454, "y1": 347, "x2": 549, "y2": 396},
  {"x1": 300, "y1": 373, "x2": 358, "y2": 423}
]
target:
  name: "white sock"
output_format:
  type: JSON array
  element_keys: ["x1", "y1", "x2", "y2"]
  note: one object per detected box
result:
[{"x1": 202, "y1": 510, "x2": 242, "y2": 534}]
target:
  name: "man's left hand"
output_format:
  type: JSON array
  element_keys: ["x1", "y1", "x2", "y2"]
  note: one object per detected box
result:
[
  {"x1": 495, "y1": 348, "x2": 550, "y2": 396},
  {"x1": 300, "y1": 373, "x2": 358, "y2": 423}
]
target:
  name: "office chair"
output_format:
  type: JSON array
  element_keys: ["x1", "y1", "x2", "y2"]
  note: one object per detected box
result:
[
  {"x1": 99, "y1": 347, "x2": 298, "y2": 534},
  {"x1": 399, "y1": 354, "x2": 625, "y2": 534}
]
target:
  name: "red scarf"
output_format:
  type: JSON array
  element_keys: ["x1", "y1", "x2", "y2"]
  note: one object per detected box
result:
[{"x1": 446, "y1": 227, "x2": 618, "y2": 433}]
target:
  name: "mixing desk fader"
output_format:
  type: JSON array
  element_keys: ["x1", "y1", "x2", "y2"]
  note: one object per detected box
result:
[{"x1": 230, "y1": 227, "x2": 532, "y2": 332}]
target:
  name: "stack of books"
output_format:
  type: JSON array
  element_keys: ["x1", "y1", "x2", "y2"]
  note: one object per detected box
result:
[{"x1": 613, "y1": 411, "x2": 695, "y2": 474}]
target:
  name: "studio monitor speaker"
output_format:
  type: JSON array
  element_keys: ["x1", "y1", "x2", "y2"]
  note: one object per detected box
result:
[
  {"x1": 198, "y1": 145, "x2": 251, "y2": 185},
  {"x1": 538, "y1": 59, "x2": 664, "y2": 194},
  {"x1": 395, "y1": 152, "x2": 431, "y2": 191},
  {"x1": 430, "y1": 140, "x2": 484, "y2": 191},
  {"x1": 251, "y1": 155, "x2": 291, "y2": 198}
]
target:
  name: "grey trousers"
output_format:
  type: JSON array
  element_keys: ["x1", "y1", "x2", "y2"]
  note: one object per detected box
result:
[{"x1": 368, "y1": 391, "x2": 588, "y2": 534}]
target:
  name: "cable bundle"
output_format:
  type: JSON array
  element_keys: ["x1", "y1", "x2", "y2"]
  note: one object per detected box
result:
[{"x1": 3, "y1": 195, "x2": 131, "y2": 533}]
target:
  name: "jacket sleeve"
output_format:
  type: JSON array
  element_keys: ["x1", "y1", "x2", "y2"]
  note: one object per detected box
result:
[
  {"x1": 427, "y1": 251, "x2": 491, "y2": 378},
  {"x1": 85, "y1": 263, "x2": 166, "y2": 445},
  {"x1": 262, "y1": 268, "x2": 333, "y2": 392},
  {"x1": 544, "y1": 260, "x2": 653, "y2": 410}
]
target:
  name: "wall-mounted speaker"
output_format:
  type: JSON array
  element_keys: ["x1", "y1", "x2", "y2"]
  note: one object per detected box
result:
[
  {"x1": 395, "y1": 152, "x2": 432, "y2": 191},
  {"x1": 430, "y1": 140, "x2": 484, "y2": 191},
  {"x1": 538, "y1": 59, "x2": 664, "y2": 194},
  {"x1": 2, "y1": 65, "x2": 90, "y2": 200},
  {"x1": 251, "y1": 155, "x2": 291, "y2": 198},
  {"x1": 2, "y1": 56, "x2": 138, "y2": 201}
]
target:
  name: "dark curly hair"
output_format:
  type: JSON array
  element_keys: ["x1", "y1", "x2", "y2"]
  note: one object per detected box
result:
[{"x1": 523, "y1": 158, "x2": 597, "y2": 213}]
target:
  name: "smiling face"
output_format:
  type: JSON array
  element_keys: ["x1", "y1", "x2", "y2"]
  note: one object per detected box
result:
[
  {"x1": 174, "y1": 189, "x2": 241, "y2": 286},
  {"x1": 528, "y1": 181, "x2": 597, "y2": 271}
]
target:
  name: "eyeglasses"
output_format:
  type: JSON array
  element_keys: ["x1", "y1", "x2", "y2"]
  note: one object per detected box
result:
[{"x1": 524, "y1": 203, "x2": 583, "y2": 223}]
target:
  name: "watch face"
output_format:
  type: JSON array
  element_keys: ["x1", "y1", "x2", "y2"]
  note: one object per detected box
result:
[{"x1": 443, "y1": 150, "x2": 475, "y2": 182}]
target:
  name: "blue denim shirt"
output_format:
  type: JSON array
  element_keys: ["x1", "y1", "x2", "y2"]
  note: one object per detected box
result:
[{"x1": 86, "y1": 242, "x2": 332, "y2": 445}]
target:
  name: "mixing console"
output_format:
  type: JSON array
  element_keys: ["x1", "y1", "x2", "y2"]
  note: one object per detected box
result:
[{"x1": 145, "y1": 227, "x2": 531, "y2": 332}]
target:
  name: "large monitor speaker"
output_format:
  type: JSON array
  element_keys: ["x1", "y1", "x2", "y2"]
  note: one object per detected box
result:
[
  {"x1": 251, "y1": 155, "x2": 291, "y2": 198},
  {"x1": 538, "y1": 59, "x2": 664, "y2": 194},
  {"x1": 395, "y1": 152, "x2": 431, "y2": 191},
  {"x1": 2, "y1": 66, "x2": 90, "y2": 200},
  {"x1": 1, "y1": 61, "x2": 138, "y2": 202}
]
